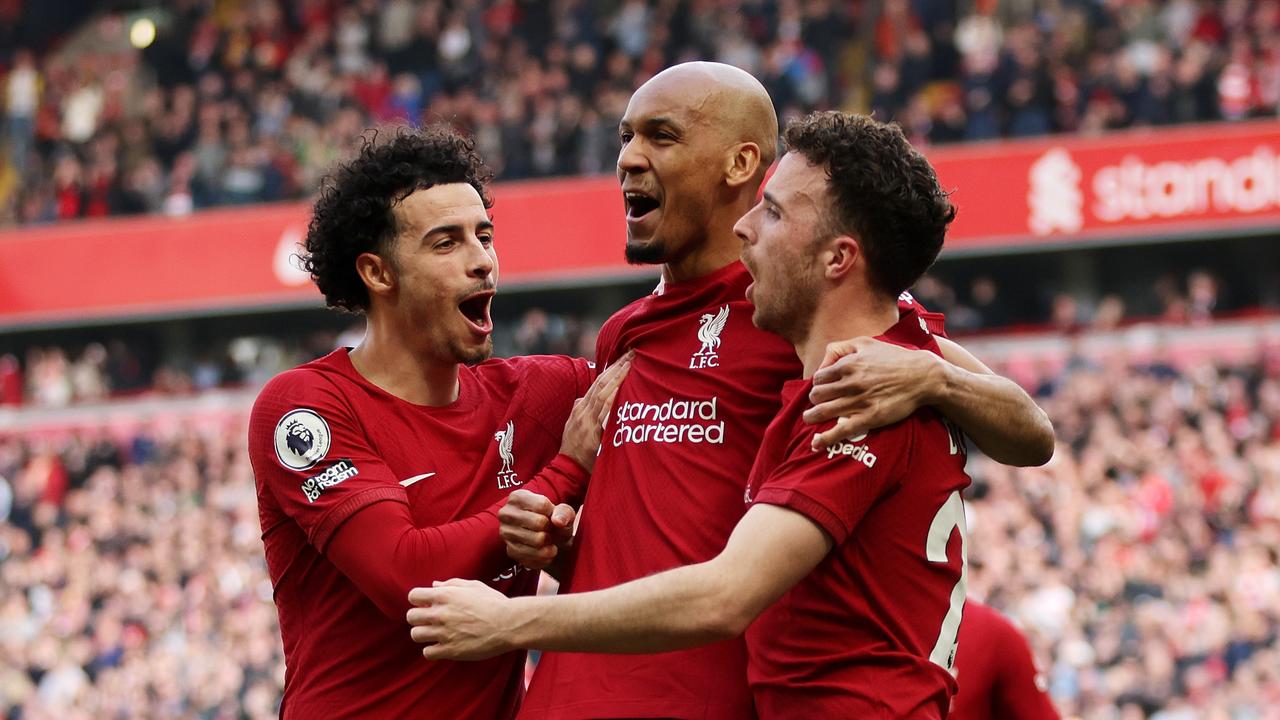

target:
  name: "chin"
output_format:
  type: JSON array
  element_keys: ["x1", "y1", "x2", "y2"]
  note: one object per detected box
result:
[
  {"x1": 454, "y1": 340, "x2": 494, "y2": 366},
  {"x1": 625, "y1": 237, "x2": 669, "y2": 266}
]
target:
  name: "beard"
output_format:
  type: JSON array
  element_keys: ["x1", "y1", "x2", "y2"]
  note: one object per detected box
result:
[
  {"x1": 448, "y1": 330, "x2": 491, "y2": 363},
  {"x1": 751, "y1": 262, "x2": 821, "y2": 346},
  {"x1": 625, "y1": 237, "x2": 669, "y2": 265},
  {"x1": 451, "y1": 336, "x2": 494, "y2": 366}
]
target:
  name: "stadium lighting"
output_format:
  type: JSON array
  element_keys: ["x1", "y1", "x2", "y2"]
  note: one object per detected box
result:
[{"x1": 129, "y1": 18, "x2": 156, "y2": 49}]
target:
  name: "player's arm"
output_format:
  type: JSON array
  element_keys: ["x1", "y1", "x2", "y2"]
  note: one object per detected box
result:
[
  {"x1": 407, "y1": 502, "x2": 831, "y2": 659},
  {"x1": 253, "y1": 359, "x2": 629, "y2": 623},
  {"x1": 323, "y1": 469, "x2": 572, "y2": 622},
  {"x1": 804, "y1": 336, "x2": 1054, "y2": 467}
]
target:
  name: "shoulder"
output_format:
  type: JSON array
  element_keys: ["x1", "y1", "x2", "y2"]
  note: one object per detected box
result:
[
  {"x1": 253, "y1": 361, "x2": 350, "y2": 418},
  {"x1": 474, "y1": 355, "x2": 592, "y2": 386},
  {"x1": 962, "y1": 601, "x2": 1028, "y2": 654}
]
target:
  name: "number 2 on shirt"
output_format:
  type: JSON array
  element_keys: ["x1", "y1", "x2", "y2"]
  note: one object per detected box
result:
[{"x1": 926, "y1": 490, "x2": 968, "y2": 671}]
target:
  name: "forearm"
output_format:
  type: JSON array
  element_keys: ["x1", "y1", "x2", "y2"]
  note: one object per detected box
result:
[
  {"x1": 504, "y1": 561, "x2": 746, "y2": 654},
  {"x1": 929, "y1": 358, "x2": 1054, "y2": 466},
  {"x1": 329, "y1": 501, "x2": 509, "y2": 621},
  {"x1": 519, "y1": 453, "x2": 591, "y2": 507}
]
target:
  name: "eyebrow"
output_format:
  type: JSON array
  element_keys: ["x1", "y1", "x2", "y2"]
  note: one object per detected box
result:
[
  {"x1": 423, "y1": 220, "x2": 495, "y2": 239},
  {"x1": 762, "y1": 191, "x2": 783, "y2": 211},
  {"x1": 620, "y1": 117, "x2": 683, "y2": 133}
]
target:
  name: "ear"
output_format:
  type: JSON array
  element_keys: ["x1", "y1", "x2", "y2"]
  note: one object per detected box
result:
[
  {"x1": 724, "y1": 142, "x2": 762, "y2": 189},
  {"x1": 823, "y1": 234, "x2": 860, "y2": 281},
  {"x1": 355, "y1": 251, "x2": 397, "y2": 300}
]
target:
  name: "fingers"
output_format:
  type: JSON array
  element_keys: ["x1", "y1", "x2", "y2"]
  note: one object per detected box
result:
[
  {"x1": 408, "y1": 586, "x2": 438, "y2": 607},
  {"x1": 500, "y1": 524, "x2": 552, "y2": 551},
  {"x1": 505, "y1": 489, "x2": 555, "y2": 517},
  {"x1": 549, "y1": 503, "x2": 576, "y2": 529},
  {"x1": 507, "y1": 543, "x2": 557, "y2": 569},
  {"x1": 411, "y1": 626, "x2": 440, "y2": 644},
  {"x1": 810, "y1": 416, "x2": 869, "y2": 450},
  {"x1": 817, "y1": 339, "x2": 861, "y2": 371},
  {"x1": 803, "y1": 396, "x2": 859, "y2": 424},
  {"x1": 577, "y1": 352, "x2": 633, "y2": 425},
  {"x1": 433, "y1": 578, "x2": 475, "y2": 588}
]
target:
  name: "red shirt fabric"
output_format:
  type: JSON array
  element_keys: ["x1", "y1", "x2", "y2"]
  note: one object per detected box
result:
[
  {"x1": 744, "y1": 309, "x2": 971, "y2": 720},
  {"x1": 521, "y1": 262, "x2": 800, "y2": 719},
  {"x1": 249, "y1": 349, "x2": 593, "y2": 719},
  {"x1": 522, "y1": 266, "x2": 946, "y2": 719},
  {"x1": 951, "y1": 601, "x2": 1060, "y2": 720}
]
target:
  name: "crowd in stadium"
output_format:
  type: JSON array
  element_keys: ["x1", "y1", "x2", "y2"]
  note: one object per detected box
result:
[
  {"x1": 1, "y1": 265, "x2": 1235, "y2": 408},
  {"x1": 3, "y1": 0, "x2": 1279, "y2": 226},
  {"x1": 1, "y1": 339, "x2": 1277, "y2": 717}
]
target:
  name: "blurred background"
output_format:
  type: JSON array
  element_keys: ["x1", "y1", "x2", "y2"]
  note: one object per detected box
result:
[{"x1": 2, "y1": 0, "x2": 1280, "y2": 718}]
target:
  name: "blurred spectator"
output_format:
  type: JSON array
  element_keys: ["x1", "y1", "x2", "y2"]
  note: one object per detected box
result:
[{"x1": 4, "y1": 49, "x2": 38, "y2": 178}]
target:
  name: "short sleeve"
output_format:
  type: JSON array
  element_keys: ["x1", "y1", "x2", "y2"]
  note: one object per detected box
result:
[
  {"x1": 248, "y1": 369, "x2": 406, "y2": 551},
  {"x1": 753, "y1": 420, "x2": 910, "y2": 545}
]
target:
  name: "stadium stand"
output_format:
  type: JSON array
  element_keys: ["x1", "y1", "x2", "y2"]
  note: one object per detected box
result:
[{"x1": 3, "y1": 0, "x2": 1279, "y2": 225}]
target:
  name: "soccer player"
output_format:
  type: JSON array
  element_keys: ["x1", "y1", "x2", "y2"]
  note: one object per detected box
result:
[
  {"x1": 951, "y1": 601, "x2": 1061, "y2": 720},
  {"x1": 457, "y1": 63, "x2": 1053, "y2": 720},
  {"x1": 407, "y1": 111, "x2": 979, "y2": 718},
  {"x1": 247, "y1": 127, "x2": 631, "y2": 719}
]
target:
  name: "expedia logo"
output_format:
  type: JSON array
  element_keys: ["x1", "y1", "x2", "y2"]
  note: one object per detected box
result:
[
  {"x1": 819, "y1": 432, "x2": 877, "y2": 467},
  {"x1": 300, "y1": 460, "x2": 359, "y2": 503}
]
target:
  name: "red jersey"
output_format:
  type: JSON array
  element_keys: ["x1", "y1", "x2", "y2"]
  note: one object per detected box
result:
[
  {"x1": 522, "y1": 265, "x2": 947, "y2": 719},
  {"x1": 744, "y1": 309, "x2": 971, "y2": 720},
  {"x1": 951, "y1": 601, "x2": 1059, "y2": 720},
  {"x1": 249, "y1": 349, "x2": 593, "y2": 719},
  {"x1": 521, "y1": 262, "x2": 799, "y2": 719}
]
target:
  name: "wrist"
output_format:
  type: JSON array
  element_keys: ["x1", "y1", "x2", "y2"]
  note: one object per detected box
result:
[
  {"x1": 505, "y1": 595, "x2": 542, "y2": 650},
  {"x1": 921, "y1": 350, "x2": 954, "y2": 408}
]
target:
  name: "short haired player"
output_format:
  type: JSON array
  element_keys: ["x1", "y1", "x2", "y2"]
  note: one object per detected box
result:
[{"x1": 407, "y1": 113, "x2": 1024, "y2": 718}]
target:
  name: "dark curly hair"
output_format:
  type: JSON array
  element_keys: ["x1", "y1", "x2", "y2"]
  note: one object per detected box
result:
[
  {"x1": 783, "y1": 112, "x2": 956, "y2": 297},
  {"x1": 303, "y1": 125, "x2": 493, "y2": 312}
]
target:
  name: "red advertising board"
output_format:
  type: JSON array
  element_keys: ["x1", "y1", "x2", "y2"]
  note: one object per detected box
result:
[
  {"x1": 935, "y1": 119, "x2": 1280, "y2": 249},
  {"x1": 4, "y1": 120, "x2": 1279, "y2": 326}
]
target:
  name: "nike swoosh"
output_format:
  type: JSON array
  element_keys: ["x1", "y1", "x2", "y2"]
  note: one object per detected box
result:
[{"x1": 399, "y1": 472, "x2": 436, "y2": 487}]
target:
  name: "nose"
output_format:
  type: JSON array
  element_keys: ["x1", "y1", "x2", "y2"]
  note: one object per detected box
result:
[
  {"x1": 617, "y1": 137, "x2": 648, "y2": 178},
  {"x1": 467, "y1": 237, "x2": 495, "y2": 280},
  {"x1": 733, "y1": 205, "x2": 757, "y2": 247}
]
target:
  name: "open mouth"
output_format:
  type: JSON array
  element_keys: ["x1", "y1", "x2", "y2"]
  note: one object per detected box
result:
[
  {"x1": 624, "y1": 190, "x2": 661, "y2": 221},
  {"x1": 458, "y1": 291, "x2": 494, "y2": 335}
]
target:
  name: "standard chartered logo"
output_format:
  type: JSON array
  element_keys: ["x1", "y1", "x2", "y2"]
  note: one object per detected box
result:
[{"x1": 611, "y1": 396, "x2": 725, "y2": 447}]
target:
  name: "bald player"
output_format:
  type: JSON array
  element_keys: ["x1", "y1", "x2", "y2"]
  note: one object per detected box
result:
[{"x1": 414, "y1": 64, "x2": 1053, "y2": 720}]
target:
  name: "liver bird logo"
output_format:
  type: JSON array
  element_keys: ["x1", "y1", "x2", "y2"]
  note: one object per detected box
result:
[
  {"x1": 286, "y1": 423, "x2": 314, "y2": 458},
  {"x1": 695, "y1": 305, "x2": 730, "y2": 357},
  {"x1": 494, "y1": 420, "x2": 515, "y2": 475}
]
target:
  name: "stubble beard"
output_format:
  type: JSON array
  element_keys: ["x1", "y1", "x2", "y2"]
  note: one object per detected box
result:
[
  {"x1": 451, "y1": 336, "x2": 493, "y2": 366},
  {"x1": 753, "y1": 265, "x2": 820, "y2": 346},
  {"x1": 625, "y1": 236, "x2": 669, "y2": 265}
]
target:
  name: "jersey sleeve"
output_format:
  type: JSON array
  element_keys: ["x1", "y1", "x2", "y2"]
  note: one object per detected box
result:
[
  {"x1": 753, "y1": 417, "x2": 910, "y2": 545},
  {"x1": 248, "y1": 368, "x2": 407, "y2": 551}
]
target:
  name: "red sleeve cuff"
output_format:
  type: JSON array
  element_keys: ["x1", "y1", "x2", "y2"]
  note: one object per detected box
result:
[
  {"x1": 753, "y1": 487, "x2": 850, "y2": 545},
  {"x1": 520, "y1": 453, "x2": 591, "y2": 506},
  {"x1": 311, "y1": 486, "x2": 408, "y2": 552}
]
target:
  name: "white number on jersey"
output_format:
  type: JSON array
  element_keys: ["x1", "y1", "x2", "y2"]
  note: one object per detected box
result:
[{"x1": 925, "y1": 490, "x2": 968, "y2": 671}]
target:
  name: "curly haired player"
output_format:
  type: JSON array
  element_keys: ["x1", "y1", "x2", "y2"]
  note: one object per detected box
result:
[{"x1": 248, "y1": 126, "x2": 629, "y2": 719}]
